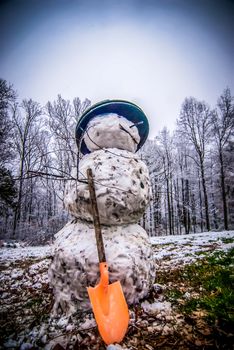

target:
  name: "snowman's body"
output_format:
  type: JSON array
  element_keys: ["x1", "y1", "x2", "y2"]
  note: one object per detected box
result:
[
  {"x1": 49, "y1": 113, "x2": 156, "y2": 316},
  {"x1": 64, "y1": 148, "x2": 150, "y2": 225}
]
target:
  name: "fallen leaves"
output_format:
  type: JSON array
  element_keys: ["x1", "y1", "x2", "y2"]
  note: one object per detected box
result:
[{"x1": 1, "y1": 234, "x2": 234, "y2": 349}]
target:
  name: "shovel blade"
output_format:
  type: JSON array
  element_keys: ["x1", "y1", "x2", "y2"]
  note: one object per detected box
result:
[{"x1": 88, "y1": 281, "x2": 129, "y2": 345}]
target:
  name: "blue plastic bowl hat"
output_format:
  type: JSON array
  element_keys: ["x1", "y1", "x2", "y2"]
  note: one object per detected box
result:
[{"x1": 75, "y1": 99, "x2": 149, "y2": 154}]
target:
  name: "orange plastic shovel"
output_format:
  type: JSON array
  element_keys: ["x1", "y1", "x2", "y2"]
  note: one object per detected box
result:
[{"x1": 86, "y1": 168, "x2": 129, "y2": 345}]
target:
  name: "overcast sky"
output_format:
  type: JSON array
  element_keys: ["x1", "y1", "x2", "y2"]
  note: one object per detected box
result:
[{"x1": 0, "y1": 0, "x2": 233, "y2": 137}]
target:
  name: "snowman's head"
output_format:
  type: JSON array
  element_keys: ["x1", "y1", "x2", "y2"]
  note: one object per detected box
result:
[
  {"x1": 82, "y1": 113, "x2": 141, "y2": 153},
  {"x1": 76, "y1": 100, "x2": 149, "y2": 155}
]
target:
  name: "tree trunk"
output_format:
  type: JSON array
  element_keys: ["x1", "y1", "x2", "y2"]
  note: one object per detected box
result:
[
  {"x1": 13, "y1": 150, "x2": 25, "y2": 235},
  {"x1": 170, "y1": 173, "x2": 174, "y2": 234},
  {"x1": 28, "y1": 177, "x2": 33, "y2": 223},
  {"x1": 153, "y1": 177, "x2": 161, "y2": 236},
  {"x1": 198, "y1": 175, "x2": 204, "y2": 232},
  {"x1": 185, "y1": 179, "x2": 191, "y2": 234},
  {"x1": 200, "y1": 161, "x2": 210, "y2": 231},
  {"x1": 174, "y1": 179, "x2": 179, "y2": 235},
  {"x1": 191, "y1": 192, "x2": 196, "y2": 233},
  {"x1": 181, "y1": 178, "x2": 188, "y2": 234},
  {"x1": 166, "y1": 177, "x2": 172, "y2": 235},
  {"x1": 220, "y1": 150, "x2": 228, "y2": 230}
]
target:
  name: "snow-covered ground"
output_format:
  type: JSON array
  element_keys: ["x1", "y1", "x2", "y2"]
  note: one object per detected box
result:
[
  {"x1": 150, "y1": 230, "x2": 234, "y2": 246},
  {"x1": 0, "y1": 245, "x2": 52, "y2": 262},
  {"x1": 151, "y1": 230, "x2": 234, "y2": 270},
  {"x1": 1, "y1": 230, "x2": 233, "y2": 264},
  {"x1": 0, "y1": 230, "x2": 233, "y2": 350}
]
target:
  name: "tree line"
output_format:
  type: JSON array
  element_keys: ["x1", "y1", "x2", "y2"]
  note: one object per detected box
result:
[
  {"x1": 0, "y1": 78, "x2": 233, "y2": 242},
  {"x1": 0, "y1": 79, "x2": 91, "y2": 243},
  {"x1": 140, "y1": 90, "x2": 234, "y2": 235}
]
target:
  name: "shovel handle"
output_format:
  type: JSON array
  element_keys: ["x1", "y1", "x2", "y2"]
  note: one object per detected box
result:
[{"x1": 87, "y1": 168, "x2": 106, "y2": 263}]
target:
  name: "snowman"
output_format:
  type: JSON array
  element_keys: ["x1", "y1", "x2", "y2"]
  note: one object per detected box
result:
[{"x1": 49, "y1": 100, "x2": 156, "y2": 316}]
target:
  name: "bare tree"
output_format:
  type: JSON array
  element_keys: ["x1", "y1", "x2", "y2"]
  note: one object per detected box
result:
[
  {"x1": 139, "y1": 139, "x2": 165, "y2": 236},
  {"x1": 73, "y1": 97, "x2": 91, "y2": 121},
  {"x1": 178, "y1": 98, "x2": 212, "y2": 231},
  {"x1": 46, "y1": 95, "x2": 91, "y2": 172},
  {"x1": 211, "y1": 88, "x2": 234, "y2": 230},
  {"x1": 174, "y1": 139, "x2": 193, "y2": 234},
  {"x1": 12, "y1": 99, "x2": 42, "y2": 235},
  {"x1": 0, "y1": 79, "x2": 17, "y2": 235},
  {"x1": 157, "y1": 128, "x2": 175, "y2": 235},
  {"x1": 0, "y1": 79, "x2": 16, "y2": 166}
]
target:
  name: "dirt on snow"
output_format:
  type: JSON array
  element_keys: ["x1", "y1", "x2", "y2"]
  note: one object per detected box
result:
[{"x1": 0, "y1": 231, "x2": 234, "y2": 350}]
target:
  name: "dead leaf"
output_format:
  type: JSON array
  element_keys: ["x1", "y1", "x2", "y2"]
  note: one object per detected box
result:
[
  {"x1": 195, "y1": 339, "x2": 203, "y2": 346},
  {"x1": 192, "y1": 310, "x2": 208, "y2": 318},
  {"x1": 198, "y1": 327, "x2": 211, "y2": 336}
]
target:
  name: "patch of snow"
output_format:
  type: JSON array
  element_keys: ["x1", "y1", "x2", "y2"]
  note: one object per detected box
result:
[
  {"x1": 141, "y1": 300, "x2": 172, "y2": 315},
  {"x1": 11, "y1": 268, "x2": 24, "y2": 279},
  {"x1": 56, "y1": 316, "x2": 69, "y2": 328},
  {"x1": 0, "y1": 245, "x2": 52, "y2": 262},
  {"x1": 28, "y1": 259, "x2": 51, "y2": 275},
  {"x1": 107, "y1": 344, "x2": 126, "y2": 350},
  {"x1": 79, "y1": 316, "x2": 96, "y2": 330},
  {"x1": 150, "y1": 230, "x2": 234, "y2": 246},
  {"x1": 151, "y1": 230, "x2": 234, "y2": 270},
  {"x1": 222, "y1": 242, "x2": 234, "y2": 251},
  {"x1": 32, "y1": 282, "x2": 42, "y2": 289},
  {"x1": 4, "y1": 339, "x2": 18, "y2": 348},
  {"x1": 184, "y1": 292, "x2": 191, "y2": 299},
  {"x1": 20, "y1": 343, "x2": 34, "y2": 350},
  {"x1": 66, "y1": 324, "x2": 75, "y2": 332}
]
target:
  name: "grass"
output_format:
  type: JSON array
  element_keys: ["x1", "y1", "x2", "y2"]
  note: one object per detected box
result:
[
  {"x1": 159, "y1": 248, "x2": 234, "y2": 334},
  {"x1": 166, "y1": 288, "x2": 183, "y2": 300},
  {"x1": 194, "y1": 250, "x2": 207, "y2": 256},
  {"x1": 221, "y1": 237, "x2": 234, "y2": 244},
  {"x1": 183, "y1": 249, "x2": 234, "y2": 330}
]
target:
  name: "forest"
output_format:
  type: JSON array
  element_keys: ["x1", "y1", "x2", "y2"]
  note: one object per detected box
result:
[{"x1": 0, "y1": 78, "x2": 233, "y2": 243}]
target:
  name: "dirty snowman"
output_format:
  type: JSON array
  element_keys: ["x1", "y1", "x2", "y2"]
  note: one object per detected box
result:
[{"x1": 48, "y1": 100, "x2": 156, "y2": 317}]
